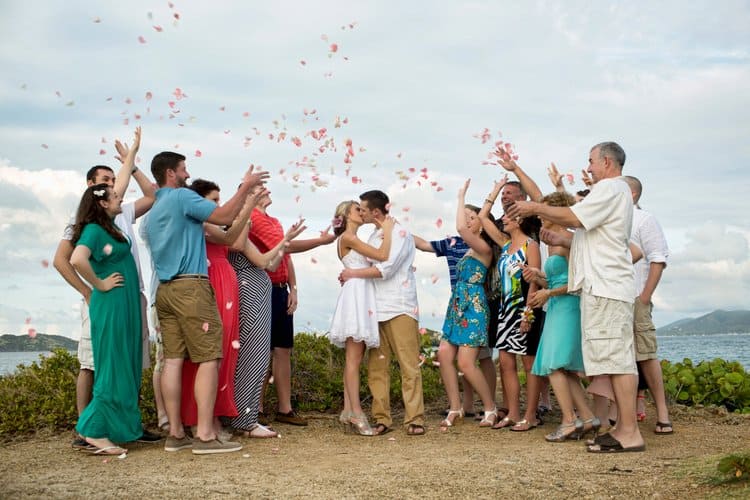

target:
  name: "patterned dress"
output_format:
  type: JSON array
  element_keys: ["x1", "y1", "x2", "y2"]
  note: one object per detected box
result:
[
  {"x1": 441, "y1": 254, "x2": 489, "y2": 347},
  {"x1": 494, "y1": 240, "x2": 531, "y2": 354},
  {"x1": 228, "y1": 249, "x2": 272, "y2": 430}
]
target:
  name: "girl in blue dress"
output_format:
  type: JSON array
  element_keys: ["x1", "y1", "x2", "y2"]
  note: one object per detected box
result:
[{"x1": 438, "y1": 179, "x2": 500, "y2": 430}]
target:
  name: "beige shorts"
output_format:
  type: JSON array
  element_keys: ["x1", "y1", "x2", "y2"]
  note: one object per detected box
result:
[
  {"x1": 150, "y1": 304, "x2": 165, "y2": 373},
  {"x1": 633, "y1": 298, "x2": 658, "y2": 362},
  {"x1": 77, "y1": 298, "x2": 94, "y2": 371},
  {"x1": 156, "y1": 278, "x2": 223, "y2": 363},
  {"x1": 580, "y1": 292, "x2": 636, "y2": 376},
  {"x1": 477, "y1": 346, "x2": 493, "y2": 361}
]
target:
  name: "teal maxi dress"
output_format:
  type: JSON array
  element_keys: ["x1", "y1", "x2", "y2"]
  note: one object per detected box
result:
[{"x1": 75, "y1": 223, "x2": 142, "y2": 443}]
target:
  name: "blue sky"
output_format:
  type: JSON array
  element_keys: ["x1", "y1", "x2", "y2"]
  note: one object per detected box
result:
[{"x1": 1, "y1": 1, "x2": 748, "y2": 339}]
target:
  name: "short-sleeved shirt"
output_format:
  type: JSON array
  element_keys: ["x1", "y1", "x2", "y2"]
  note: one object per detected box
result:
[
  {"x1": 143, "y1": 187, "x2": 216, "y2": 282},
  {"x1": 63, "y1": 202, "x2": 144, "y2": 291},
  {"x1": 430, "y1": 236, "x2": 469, "y2": 290},
  {"x1": 569, "y1": 177, "x2": 635, "y2": 303},
  {"x1": 631, "y1": 207, "x2": 669, "y2": 295},
  {"x1": 248, "y1": 208, "x2": 289, "y2": 284}
]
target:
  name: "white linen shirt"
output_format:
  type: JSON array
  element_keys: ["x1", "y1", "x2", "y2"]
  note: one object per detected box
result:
[
  {"x1": 568, "y1": 177, "x2": 635, "y2": 303},
  {"x1": 630, "y1": 207, "x2": 669, "y2": 295},
  {"x1": 367, "y1": 221, "x2": 419, "y2": 322}
]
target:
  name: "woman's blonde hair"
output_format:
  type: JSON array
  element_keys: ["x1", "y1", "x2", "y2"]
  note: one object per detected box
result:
[{"x1": 332, "y1": 200, "x2": 358, "y2": 237}]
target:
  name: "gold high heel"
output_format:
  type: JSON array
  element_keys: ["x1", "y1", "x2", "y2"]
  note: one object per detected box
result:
[
  {"x1": 349, "y1": 413, "x2": 375, "y2": 436},
  {"x1": 440, "y1": 409, "x2": 464, "y2": 430}
]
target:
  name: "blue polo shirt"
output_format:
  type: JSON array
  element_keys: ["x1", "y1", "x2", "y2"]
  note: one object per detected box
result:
[
  {"x1": 430, "y1": 236, "x2": 470, "y2": 290},
  {"x1": 144, "y1": 187, "x2": 216, "y2": 282}
]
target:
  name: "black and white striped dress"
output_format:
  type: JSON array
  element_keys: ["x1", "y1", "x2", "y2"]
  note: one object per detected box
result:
[{"x1": 228, "y1": 251, "x2": 272, "y2": 430}]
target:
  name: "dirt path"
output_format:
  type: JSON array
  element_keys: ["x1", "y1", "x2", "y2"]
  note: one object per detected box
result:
[{"x1": 1, "y1": 404, "x2": 749, "y2": 499}]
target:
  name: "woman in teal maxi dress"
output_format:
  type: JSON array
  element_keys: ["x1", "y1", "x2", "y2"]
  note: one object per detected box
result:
[{"x1": 71, "y1": 184, "x2": 142, "y2": 454}]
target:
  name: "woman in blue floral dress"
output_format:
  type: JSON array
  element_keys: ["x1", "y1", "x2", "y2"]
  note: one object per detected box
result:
[{"x1": 438, "y1": 179, "x2": 500, "y2": 430}]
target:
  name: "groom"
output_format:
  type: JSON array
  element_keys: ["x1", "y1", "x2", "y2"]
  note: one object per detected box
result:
[{"x1": 339, "y1": 190, "x2": 425, "y2": 435}]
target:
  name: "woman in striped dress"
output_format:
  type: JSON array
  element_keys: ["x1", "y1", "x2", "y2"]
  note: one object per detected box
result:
[{"x1": 228, "y1": 191, "x2": 305, "y2": 437}]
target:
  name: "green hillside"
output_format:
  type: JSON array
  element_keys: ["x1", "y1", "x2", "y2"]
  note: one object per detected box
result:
[{"x1": 0, "y1": 334, "x2": 78, "y2": 352}]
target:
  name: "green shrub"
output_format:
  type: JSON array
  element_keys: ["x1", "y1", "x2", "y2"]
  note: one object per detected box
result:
[
  {"x1": 717, "y1": 452, "x2": 750, "y2": 482},
  {"x1": 662, "y1": 358, "x2": 750, "y2": 412},
  {"x1": 0, "y1": 349, "x2": 79, "y2": 435}
]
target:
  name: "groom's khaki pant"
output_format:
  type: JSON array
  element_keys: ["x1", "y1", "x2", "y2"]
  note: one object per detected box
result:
[{"x1": 368, "y1": 314, "x2": 425, "y2": 428}]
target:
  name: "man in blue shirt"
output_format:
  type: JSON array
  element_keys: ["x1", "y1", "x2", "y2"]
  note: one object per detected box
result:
[{"x1": 144, "y1": 151, "x2": 268, "y2": 455}]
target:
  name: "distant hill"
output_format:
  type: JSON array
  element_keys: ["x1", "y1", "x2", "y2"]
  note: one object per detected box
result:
[
  {"x1": 0, "y1": 334, "x2": 78, "y2": 352},
  {"x1": 658, "y1": 310, "x2": 750, "y2": 336}
]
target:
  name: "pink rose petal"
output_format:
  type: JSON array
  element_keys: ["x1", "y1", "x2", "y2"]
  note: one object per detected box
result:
[
  {"x1": 28, "y1": 328, "x2": 37, "y2": 338},
  {"x1": 202, "y1": 322, "x2": 209, "y2": 332},
  {"x1": 103, "y1": 244, "x2": 112, "y2": 255},
  {"x1": 232, "y1": 340, "x2": 240, "y2": 349}
]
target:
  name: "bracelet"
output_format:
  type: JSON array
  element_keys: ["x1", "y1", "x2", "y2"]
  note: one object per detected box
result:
[
  {"x1": 132, "y1": 166, "x2": 138, "y2": 174},
  {"x1": 485, "y1": 198, "x2": 495, "y2": 204}
]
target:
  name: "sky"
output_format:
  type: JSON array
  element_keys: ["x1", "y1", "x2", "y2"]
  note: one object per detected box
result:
[{"x1": 1, "y1": 1, "x2": 749, "y2": 340}]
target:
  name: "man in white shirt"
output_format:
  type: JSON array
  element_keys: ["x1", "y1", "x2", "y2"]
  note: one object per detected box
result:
[
  {"x1": 507, "y1": 141, "x2": 644, "y2": 453},
  {"x1": 623, "y1": 176, "x2": 672, "y2": 435},
  {"x1": 340, "y1": 190, "x2": 425, "y2": 436}
]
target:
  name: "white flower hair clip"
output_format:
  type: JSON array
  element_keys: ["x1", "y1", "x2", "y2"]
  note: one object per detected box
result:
[{"x1": 93, "y1": 189, "x2": 105, "y2": 197}]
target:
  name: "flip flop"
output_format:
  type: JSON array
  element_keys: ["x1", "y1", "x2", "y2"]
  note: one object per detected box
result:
[
  {"x1": 492, "y1": 416, "x2": 516, "y2": 430},
  {"x1": 87, "y1": 446, "x2": 127, "y2": 456},
  {"x1": 587, "y1": 437, "x2": 646, "y2": 453},
  {"x1": 373, "y1": 423, "x2": 392, "y2": 436},
  {"x1": 406, "y1": 424, "x2": 425, "y2": 436},
  {"x1": 510, "y1": 419, "x2": 541, "y2": 432},
  {"x1": 72, "y1": 437, "x2": 96, "y2": 451},
  {"x1": 654, "y1": 421, "x2": 674, "y2": 435}
]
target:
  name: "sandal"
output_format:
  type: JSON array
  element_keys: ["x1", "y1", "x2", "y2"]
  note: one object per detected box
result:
[
  {"x1": 373, "y1": 423, "x2": 392, "y2": 436},
  {"x1": 440, "y1": 409, "x2": 464, "y2": 429},
  {"x1": 510, "y1": 418, "x2": 540, "y2": 432},
  {"x1": 654, "y1": 421, "x2": 673, "y2": 435},
  {"x1": 479, "y1": 408, "x2": 499, "y2": 428},
  {"x1": 545, "y1": 421, "x2": 579, "y2": 442},
  {"x1": 492, "y1": 416, "x2": 516, "y2": 430},
  {"x1": 636, "y1": 394, "x2": 647, "y2": 422},
  {"x1": 406, "y1": 424, "x2": 425, "y2": 436},
  {"x1": 248, "y1": 423, "x2": 278, "y2": 438}
]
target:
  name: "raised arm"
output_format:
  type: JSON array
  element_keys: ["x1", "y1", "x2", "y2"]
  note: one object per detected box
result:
[
  {"x1": 206, "y1": 167, "x2": 269, "y2": 225},
  {"x1": 205, "y1": 190, "x2": 262, "y2": 246},
  {"x1": 547, "y1": 163, "x2": 566, "y2": 194},
  {"x1": 507, "y1": 201, "x2": 582, "y2": 229},
  {"x1": 456, "y1": 179, "x2": 491, "y2": 261},
  {"x1": 494, "y1": 147, "x2": 543, "y2": 202},
  {"x1": 232, "y1": 219, "x2": 306, "y2": 269},
  {"x1": 479, "y1": 178, "x2": 509, "y2": 247}
]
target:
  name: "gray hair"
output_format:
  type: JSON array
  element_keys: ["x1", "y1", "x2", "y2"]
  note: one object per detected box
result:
[{"x1": 592, "y1": 141, "x2": 626, "y2": 168}]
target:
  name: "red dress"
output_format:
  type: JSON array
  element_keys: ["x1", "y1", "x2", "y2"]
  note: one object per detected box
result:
[{"x1": 180, "y1": 242, "x2": 240, "y2": 425}]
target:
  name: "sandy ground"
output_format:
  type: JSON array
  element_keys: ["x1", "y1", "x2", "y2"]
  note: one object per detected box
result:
[{"x1": 1, "y1": 402, "x2": 749, "y2": 499}]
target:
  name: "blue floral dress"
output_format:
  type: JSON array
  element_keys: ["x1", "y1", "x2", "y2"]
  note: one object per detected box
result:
[{"x1": 442, "y1": 254, "x2": 489, "y2": 347}]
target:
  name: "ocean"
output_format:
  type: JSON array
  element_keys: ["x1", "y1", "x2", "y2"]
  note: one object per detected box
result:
[{"x1": 1, "y1": 333, "x2": 748, "y2": 376}]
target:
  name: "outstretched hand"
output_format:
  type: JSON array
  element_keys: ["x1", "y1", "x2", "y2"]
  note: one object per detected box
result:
[
  {"x1": 114, "y1": 126, "x2": 142, "y2": 164},
  {"x1": 494, "y1": 147, "x2": 519, "y2": 172},
  {"x1": 285, "y1": 219, "x2": 307, "y2": 241},
  {"x1": 581, "y1": 169, "x2": 593, "y2": 187},
  {"x1": 505, "y1": 200, "x2": 537, "y2": 219},
  {"x1": 548, "y1": 163, "x2": 563, "y2": 190},
  {"x1": 318, "y1": 224, "x2": 336, "y2": 244},
  {"x1": 243, "y1": 165, "x2": 270, "y2": 188},
  {"x1": 458, "y1": 178, "x2": 471, "y2": 198}
]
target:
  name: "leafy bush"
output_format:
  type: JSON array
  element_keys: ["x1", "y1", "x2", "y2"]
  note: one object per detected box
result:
[
  {"x1": 0, "y1": 349, "x2": 79, "y2": 435},
  {"x1": 662, "y1": 358, "x2": 750, "y2": 412},
  {"x1": 717, "y1": 452, "x2": 750, "y2": 482}
]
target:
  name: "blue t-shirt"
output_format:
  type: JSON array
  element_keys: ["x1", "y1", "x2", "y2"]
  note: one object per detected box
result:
[
  {"x1": 430, "y1": 236, "x2": 470, "y2": 290},
  {"x1": 144, "y1": 187, "x2": 216, "y2": 281}
]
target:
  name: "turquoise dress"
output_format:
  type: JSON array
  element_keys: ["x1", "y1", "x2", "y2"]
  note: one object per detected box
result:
[
  {"x1": 75, "y1": 223, "x2": 143, "y2": 443},
  {"x1": 531, "y1": 254, "x2": 584, "y2": 376},
  {"x1": 441, "y1": 254, "x2": 489, "y2": 347}
]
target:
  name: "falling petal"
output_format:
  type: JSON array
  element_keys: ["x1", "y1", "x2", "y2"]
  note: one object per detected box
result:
[
  {"x1": 431, "y1": 274, "x2": 439, "y2": 284},
  {"x1": 41, "y1": 259, "x2": 49, "y2": 268},
  {"x1": 153, "y1": 25, "x2": 163, "y2": 32},
  {"x1": 300, "y1": 60, "x2": 307, "y2": 66},
  {"x1": 28, "y1": 328, "x2": 37, "y2": 338},
  {"x1": 329, "y1": 43, "x2": 338, "y2": 53},
  {"x1": 103, "y1": 244, "x2": 112, "y2": 255},
  {"x1": 202, "y1": 322, "x2": 209, "y2": 332},
  {"x1": 41, "y1": 144, "x2": 49, "y2": 149},
  {"x1": 195, "y1": 149, "x2": 202, "y2": 157},
  {"x1": 226, "y1": 301, "x2": 233, "y2": 310},
  {"x1": 232, "y1": 340, "x2": 240, "y2": 349},
  {"x1": 93, "y1": 17, "x2": 101, "y2": 23},
  {"x1": 138, "y1": 36, "x2": 147, "y2": 44},
  {"x1": 419, "y1": 328, "x2": 427, "y2": 335},
  {"x1": 310, "y1": 257, "x2": 317, "y2": 264},
  {"x1": 399, "y1": 230, "x2": 407, "y2": 238},
  {"x1": 435, "y1": 218, "x2": 443, "y2": 228}
]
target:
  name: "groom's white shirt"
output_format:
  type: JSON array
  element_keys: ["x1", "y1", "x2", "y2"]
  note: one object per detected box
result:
[{"x1": 367, "y1": 220, "x2": 419, "y2": 322}]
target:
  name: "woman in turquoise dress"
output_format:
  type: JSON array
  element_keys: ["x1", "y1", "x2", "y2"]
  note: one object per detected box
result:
[
  {"x1": 70, "y1": 184, "x2": 142, "y2": 455},
  {"x1": 526, "y1": 192, "x2": 599, "y2": 442},
  {"x1": 437, "y1": 179, "x2": 500, "y2": 430}
]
